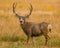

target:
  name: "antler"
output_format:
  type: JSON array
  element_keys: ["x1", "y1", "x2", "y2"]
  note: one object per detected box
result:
[
  {"x1": 25, "y1": 3, "x2": 33, "y2": 18},
  {"x1": 13, "y1": 3, "x2": 33, "y2": 18},
  {"x1": 13, "y1": 3, "x2": 21, "y2": 18}
]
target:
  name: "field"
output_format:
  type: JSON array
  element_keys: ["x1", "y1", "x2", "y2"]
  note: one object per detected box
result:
[{"x1": 0, "y1": 0, "x2": 60, "y2": 48}]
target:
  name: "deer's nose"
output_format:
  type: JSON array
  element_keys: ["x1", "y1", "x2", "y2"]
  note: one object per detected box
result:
[{"x1": 20, "y1": 21, "x2": 23, "y2": 23}]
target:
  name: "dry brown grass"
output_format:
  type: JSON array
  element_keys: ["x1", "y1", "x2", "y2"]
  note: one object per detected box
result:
[{"x1": 0, "y1": 0, "x2": 60, "y2": 48}]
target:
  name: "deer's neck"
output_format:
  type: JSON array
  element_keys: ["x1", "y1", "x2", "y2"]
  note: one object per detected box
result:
[{"x1": 20, "y1": 21, "x2": 27, "y2": 29}]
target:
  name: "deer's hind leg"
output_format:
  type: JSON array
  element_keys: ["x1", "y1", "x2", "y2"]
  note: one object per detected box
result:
[{"x1": 44, "y1": 34, "x2": 50, "y2": 45}]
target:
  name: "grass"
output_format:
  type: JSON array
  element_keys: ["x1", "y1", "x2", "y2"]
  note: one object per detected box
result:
[
  {"x1": 0, "y1": 35, "x2": 60, "y2": 48},
  {"x1": 0, "y1": 35, "x2": 26, "y2": 42},
  {"x1": 0, "y1": 36, "x2": 20, "y2": 42}
]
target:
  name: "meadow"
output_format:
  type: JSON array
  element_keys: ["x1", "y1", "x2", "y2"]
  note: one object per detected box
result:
[{"x1": 0, "y1": 0, "x2": 60, "y2": 48}]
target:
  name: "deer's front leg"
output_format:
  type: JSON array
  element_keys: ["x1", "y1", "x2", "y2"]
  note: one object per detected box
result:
[
  {"x1": 27, "y1": 30, "x2": 31, "y2": 44},
  {"x1": 27, "y1": 36, "x2": 30, "y2": 44}
]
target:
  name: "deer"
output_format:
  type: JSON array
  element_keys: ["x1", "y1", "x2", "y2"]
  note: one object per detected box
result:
[{"x1": 13, "y1": 3, "x2": 52, "y2": 45}]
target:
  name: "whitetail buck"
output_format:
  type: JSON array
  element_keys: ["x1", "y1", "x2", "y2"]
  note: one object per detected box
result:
[{"x1": 13, "y1": 3, "x2": 52, "y2": 45}]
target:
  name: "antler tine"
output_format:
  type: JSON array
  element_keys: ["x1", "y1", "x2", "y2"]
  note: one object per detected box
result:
[
  {"x1": 13, "y1": 2, "x2": 21, "y2": 18},
  {"x1": 25, "y1": 3, "x2": 33, "y2": 18},
  {"x1": 13, "y1": 3, "x2": 16, "y2": 13}
]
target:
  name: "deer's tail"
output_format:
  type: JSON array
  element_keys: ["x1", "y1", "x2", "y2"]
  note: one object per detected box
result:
[{"x1": 48, "y1": 24, "x2": 52, "y2": 32}]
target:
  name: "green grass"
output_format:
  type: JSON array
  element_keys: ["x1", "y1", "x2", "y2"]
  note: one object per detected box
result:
[
  {"x1": 0, "y1": 36, "x2": 19, "y2": 42},
  {"x1": 0, "y1": 35, "x2": 26, "y2": 42},
  {"x1": 0, "y1": 35, "x2": 60, "y2": 48}
]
